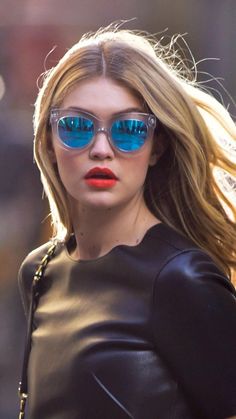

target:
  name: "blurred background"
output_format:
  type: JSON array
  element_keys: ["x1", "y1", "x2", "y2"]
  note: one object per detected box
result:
[{"x1": 0, "y1": 0, "x2": 235, "y2": 416}]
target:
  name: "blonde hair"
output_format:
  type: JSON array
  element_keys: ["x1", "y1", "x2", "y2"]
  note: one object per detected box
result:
[{"x1": 34, "y1": 25, "x2": 236, "y2": 280}]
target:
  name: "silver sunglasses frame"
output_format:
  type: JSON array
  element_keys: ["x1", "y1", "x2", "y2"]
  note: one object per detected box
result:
[{"x1": 50, "y1": 107, "x2": 157, "y2": 153}]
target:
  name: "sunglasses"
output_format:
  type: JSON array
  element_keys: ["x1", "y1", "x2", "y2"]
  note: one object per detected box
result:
[{"x1": 50, "y1": 108, "x2": 157, "y2": 153}]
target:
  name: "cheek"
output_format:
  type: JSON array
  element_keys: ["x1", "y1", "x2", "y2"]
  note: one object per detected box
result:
[
  {"x1": 54, "y1": 148, "x2": 81, "y2": 190},
  {"x1": 123, "y1": 153, "x2": 152, "y2": 186},
  {"x1": 55, "y1": 150, "x2": 70, "y2": 177}
]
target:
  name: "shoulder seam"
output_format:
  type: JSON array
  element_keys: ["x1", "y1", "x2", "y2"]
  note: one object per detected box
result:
[
  {"x1": 149, "y1": 249, "x2": 210, "y2": 362},
  {"x1": 153, "y1": 230, "x2": 198, "y2": 252},
  {"x1": 149, "y1": 248, "x2": 208, "y2": 340},
  {"x1": 152, "y1": 248, "x2": 205, "y2": 293}
]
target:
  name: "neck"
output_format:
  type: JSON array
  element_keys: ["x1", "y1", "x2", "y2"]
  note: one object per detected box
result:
[{"x1": 69, "y1": 195, "x2": 159, "y2": 260}]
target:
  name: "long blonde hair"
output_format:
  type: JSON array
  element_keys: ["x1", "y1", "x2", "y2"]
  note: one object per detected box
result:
[{"x1": 33, "y1": 25, "x2": 236, "y2": 280}]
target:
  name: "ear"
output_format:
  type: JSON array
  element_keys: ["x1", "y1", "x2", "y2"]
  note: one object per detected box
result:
[
  {"x1": 149, "y1": 133, "x2": 169, "y2": 167},
  {"x1": 47, "y1": 137, "x2": 57, "y2": 164},
  {"x1": 149, "y1": 151, "x2": 158, "y2": 167},
  {"x1": 48, "y1": 147, "x2": 57, "y2": 163}
]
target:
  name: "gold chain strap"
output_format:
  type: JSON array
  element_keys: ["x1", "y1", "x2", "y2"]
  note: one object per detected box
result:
[
  {"x1": 33, "y1": 243, "x2": 57, "y2": 283},
  {"x1": 18, "y1": 393, "x2": 27, "y2": 419},
  {"x1": 18, "y1": 242, "x2": 57, "y2": 419}
]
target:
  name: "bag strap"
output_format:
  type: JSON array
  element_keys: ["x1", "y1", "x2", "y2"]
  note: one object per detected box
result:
[{"x1": 18, "y1": 241, "x2": 57, "y2": 419}]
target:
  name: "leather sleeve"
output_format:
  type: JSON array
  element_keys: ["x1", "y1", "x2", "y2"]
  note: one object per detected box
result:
[{"x1": 152, "y1": 250, "x2": 236, "y2": 419}]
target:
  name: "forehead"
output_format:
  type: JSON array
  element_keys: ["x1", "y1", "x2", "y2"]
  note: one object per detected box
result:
[{"x1": 61, "y1": 77, "x2": 145, "y2": 118}]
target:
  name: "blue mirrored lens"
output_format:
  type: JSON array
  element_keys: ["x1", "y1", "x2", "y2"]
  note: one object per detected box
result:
[
  {"x1": 111, "y1": 119, "x2": 148, "y2": 151},
  {"x1": 58, "y1": 116, "x2": 94, "y2": 148}
]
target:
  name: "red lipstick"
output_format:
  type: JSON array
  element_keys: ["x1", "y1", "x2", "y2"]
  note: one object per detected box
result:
[{"x1": 84, "y1": 167, "x2": 118, "y2": 189}]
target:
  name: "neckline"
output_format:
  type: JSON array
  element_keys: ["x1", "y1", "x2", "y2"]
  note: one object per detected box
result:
[{"x1": 64, "y1": 222, "x2": 164, "y2": 264}]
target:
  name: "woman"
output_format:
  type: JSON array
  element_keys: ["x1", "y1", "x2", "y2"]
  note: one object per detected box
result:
[{"x1": 18, "y1": 26, "x2": 236, "y2": 419}]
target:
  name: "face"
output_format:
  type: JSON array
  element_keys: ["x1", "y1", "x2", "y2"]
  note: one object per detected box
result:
[{"x1": 50, "y1": 77, "x2": 158, "y2": 215}]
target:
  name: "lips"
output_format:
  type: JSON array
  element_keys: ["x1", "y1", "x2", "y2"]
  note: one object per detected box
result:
[
  {"x1": 85, "y1": 167, "x2": 118, "y2": 180},
  {"x1": 84, "y1": 167, "x2": 118, "y2": 189}
]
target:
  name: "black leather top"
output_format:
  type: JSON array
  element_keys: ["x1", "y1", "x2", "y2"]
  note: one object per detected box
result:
[{"x1": 19, "y1": 223, "x2": 236, "y2": 419}]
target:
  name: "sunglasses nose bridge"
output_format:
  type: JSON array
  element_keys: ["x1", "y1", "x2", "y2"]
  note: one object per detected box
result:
[
  {"x1": 96, "y1": 126, "x2": 109, "y2": 137},
  {"x1": 94, "y1": 126, "x2": 112, "y2": 144},
  {"x1": 89, "y1": 125, "x2": 115, "y2": 158}
]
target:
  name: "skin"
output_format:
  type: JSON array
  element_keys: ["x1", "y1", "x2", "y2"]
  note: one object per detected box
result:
[{"x1": 51, "y1": 76, "x2": 164, "y2": 260}]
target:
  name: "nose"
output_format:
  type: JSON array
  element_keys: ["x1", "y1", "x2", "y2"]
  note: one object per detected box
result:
[{"x1": 89, "y1": 130, "x2": 115, "y2": 160}]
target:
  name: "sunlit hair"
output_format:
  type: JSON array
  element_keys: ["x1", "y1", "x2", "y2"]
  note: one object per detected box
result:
[{"x1": 34, "y1": 23, "x2": 236, "y2": 280}]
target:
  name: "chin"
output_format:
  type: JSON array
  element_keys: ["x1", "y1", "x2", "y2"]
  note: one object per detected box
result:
[
  {"x1": 70, "y1": 194, "x2": 117, "y2": 211},
  {"x1": 84, "y1": 199, "x2": 116, "y2": 211}
]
